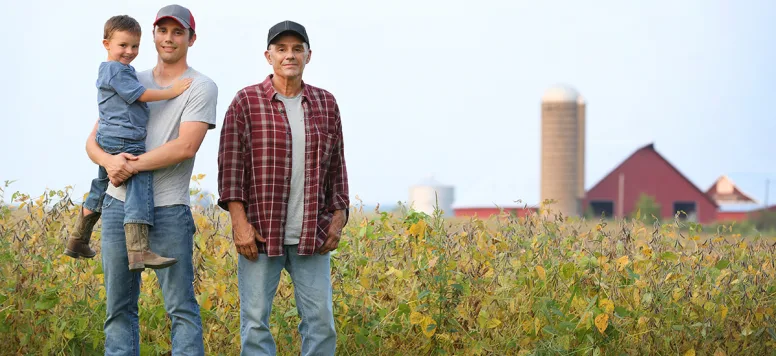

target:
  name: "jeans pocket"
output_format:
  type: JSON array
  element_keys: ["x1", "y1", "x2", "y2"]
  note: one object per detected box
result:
[
  {"x1": 102, "y1": 194, "x2": 115, "y2": 210},
  {"x1": 96, "y1": 133, "x2": 125, "y2": 154},
  {"x1": 184, "y1": 206, "x2": 196, "y2": 236}
]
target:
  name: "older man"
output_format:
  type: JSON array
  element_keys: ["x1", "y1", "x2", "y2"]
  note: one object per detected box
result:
[{"x1": 217, "y1": 20, "x2": 349, "y2": 355}]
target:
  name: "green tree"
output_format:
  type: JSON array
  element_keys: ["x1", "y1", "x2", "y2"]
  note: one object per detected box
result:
[{"x1": 631, "y1": 193, "x2": 661, "y2": 222}]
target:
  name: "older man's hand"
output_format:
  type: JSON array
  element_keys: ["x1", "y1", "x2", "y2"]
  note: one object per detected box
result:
[
  {"x1": 318, "y1": 210, "x2": 346, "y2": 255},
  {"x1": 234, "y1": 220, "x2": 266, "y2": 261}
]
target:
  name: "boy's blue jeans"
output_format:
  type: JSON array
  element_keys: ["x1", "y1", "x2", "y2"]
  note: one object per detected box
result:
[{"x1": 83, "y1": 132, "x2": 153, "y2": 226}]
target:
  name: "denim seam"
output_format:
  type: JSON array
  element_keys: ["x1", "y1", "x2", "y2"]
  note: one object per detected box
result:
[{"x1": 123, "y1": 219, "x2": 152, "y2": 226}]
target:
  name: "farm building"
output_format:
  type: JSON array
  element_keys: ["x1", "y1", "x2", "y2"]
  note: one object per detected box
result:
[
  {"x1": 448, "y1": 85, "x2": 772, "y2": 224},
  {"x1": 583, "y1": 143, "x2": 718, "y2": 223},
  {"x1": 706, "y1": 175, "x2": 761, "y2": 222}
]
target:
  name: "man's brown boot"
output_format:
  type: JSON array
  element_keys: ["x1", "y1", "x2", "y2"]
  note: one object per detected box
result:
[
  {"x1": 64, "y1": 210, "x2": 101, "y2": 259},
  {"x1": 125, "y1": 223, "x2": 177, "y2": 271}
]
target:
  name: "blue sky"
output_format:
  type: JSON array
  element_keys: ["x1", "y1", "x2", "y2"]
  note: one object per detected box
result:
[{"x1": 1, "y1": 0, "x2": 774, "y2": 209}]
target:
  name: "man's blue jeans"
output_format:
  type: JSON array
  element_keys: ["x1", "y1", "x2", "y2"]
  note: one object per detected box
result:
[
  {"x1": 238, "y1": 245, "x2": 337, "y2": 356},
  {"x1": 83, "y1": 132, "x2": 153, "y2": 226},
  {"x1": 100, "y1": 195, "x2": 204, "y2": 355}
]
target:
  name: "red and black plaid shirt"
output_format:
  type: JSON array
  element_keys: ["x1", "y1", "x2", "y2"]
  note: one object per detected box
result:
[{"x1": 217, "y1": 75, "x2": 349, "y2": 257}]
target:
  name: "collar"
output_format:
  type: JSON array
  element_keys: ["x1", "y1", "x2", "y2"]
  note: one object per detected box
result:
[{"x1": 258, "y1": 74, "x2": 311, "y2": 102}]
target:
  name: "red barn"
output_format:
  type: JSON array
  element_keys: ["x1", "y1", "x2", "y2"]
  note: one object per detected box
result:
[{"x1": 583, "y1": 143, "x2": 718, "y2": 223}]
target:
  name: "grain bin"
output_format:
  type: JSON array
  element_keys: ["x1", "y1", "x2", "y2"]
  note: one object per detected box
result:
[
  {"x1": 540, "y1": 85, "x2": 586, "y2": 217},
  {"x1": 408, "y1": 176, "x2": 455, "y2": 217}
]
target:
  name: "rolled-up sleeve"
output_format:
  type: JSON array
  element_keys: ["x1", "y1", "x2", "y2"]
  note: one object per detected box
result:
[
  {"x1": 324, "y1": 101, "x2": 350, "y2": 222},
  {"x1": 217, "y1": 92, "x2": 248, "y2": 211}
]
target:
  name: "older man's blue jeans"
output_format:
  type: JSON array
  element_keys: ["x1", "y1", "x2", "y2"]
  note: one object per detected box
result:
[
  {"x1": 100, "y1": 195, "x2": 204, "y2": 355},
  {"x1": 238, "y1": 245, "x2": 337, "y2": 356}
]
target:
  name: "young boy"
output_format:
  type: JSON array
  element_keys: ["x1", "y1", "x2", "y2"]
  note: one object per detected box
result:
[{"x1": 64, "y1": 15, "x2": 191, "y2": 271}]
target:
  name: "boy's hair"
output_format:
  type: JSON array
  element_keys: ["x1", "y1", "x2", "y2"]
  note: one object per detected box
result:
[{"x1": 104, "y1": 15, "x2": 142, "y2": 40}]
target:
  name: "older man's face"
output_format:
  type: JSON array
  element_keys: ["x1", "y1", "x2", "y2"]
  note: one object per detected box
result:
[{"x1": 265, "y1": 34, "x2": 311, "y2": 80}]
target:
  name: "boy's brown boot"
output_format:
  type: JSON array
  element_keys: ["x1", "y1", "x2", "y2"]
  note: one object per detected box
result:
[
  {"x1": 125, "y1": 223, "x2": 177, "y2": 271},
  {"x1": 64, "y1": 210, "x2": 101, "y2": 259}
]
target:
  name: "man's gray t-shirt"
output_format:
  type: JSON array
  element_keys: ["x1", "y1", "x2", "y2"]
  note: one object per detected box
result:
[
  {"x1": 277, "y1": 92, "x2": 305, "y2": 245},
  {"x1": 106, "y1": 67, "x2": 218, "y2": 206}
]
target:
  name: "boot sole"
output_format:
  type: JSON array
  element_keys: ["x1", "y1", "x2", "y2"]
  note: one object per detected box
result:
[
  {"x1": 64, "y1": 249, "x2": 97, "y2": 259},
  {"x1": 128, "y1": 260, "x2": 177, "y2": 271}
]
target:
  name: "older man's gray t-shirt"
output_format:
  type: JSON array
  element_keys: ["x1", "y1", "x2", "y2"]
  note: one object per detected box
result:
[
  {"x1": 106, "y1": 67, "x2": 218, "y2": 207},
  {"x1": 277, "y1": 92, "x2": 305, "y2": 245}
]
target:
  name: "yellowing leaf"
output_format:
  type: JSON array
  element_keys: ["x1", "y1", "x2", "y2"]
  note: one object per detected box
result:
[
  {"x1": 599, "y1": 298, "x2": 614, "y2": 315},
  {"x1": 421, "y1": 316, "x2": 436, "y2": 338},
  {"x1": 594, "y1": 313, "x2": 609, "y2": 334},
  {"x1": 521, "y1": 319, "x2": 533, "y2": 332},
  {"x1": 202, "y1": 295, "x2": 213, "y2": 310},
  {"x1": 535, "y1": 265, "x2": 546, "y2": 280},
  {"x1": 672, "y1": 288, "x2": 683, "y2": 302},
  {"x1": 720, "y1": 305, "x2": 728, "y2": 320},
  {"x1": 684, "y1": 349, "x2": 696, "y2": 356},
  {"x1": 487, "y1": 318, "x2": 502, "y2": 329},
  {"x1": 616, "y1": 256, "x2": 629, "y2": 271},
  {"x1": 360, "y1": 276, "x2": 370, "y2": 289},
  {"x1": 408, "y1": 220, "x2": 427, "y2": 238},
  {"x1": 633, "y1": 288, "x2": 641, "y2": 307},
  {"x1": 410, "y1": 311, "x2": 425, "y2": 325}
]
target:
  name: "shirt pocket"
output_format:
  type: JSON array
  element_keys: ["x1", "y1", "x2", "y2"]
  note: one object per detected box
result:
[{"x1": 312, "y1": 121, "x2": 337, "y2": 166}]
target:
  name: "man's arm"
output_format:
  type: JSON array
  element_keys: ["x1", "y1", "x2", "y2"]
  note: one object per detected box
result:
[
  {"x1": 132, "y1": 79, "x2": 218, "y2": 172},
  {"x1": 85, "y1": 120, "x2": 138, "y2": 186},
  {"x1": 138, "y1": 78, "x2": 193, "y2": 102},
  {"x1": 318, "y1": 101, "x2": 350, "y2": 254},
  {"x1": 84, "y1": 119, "x2": 205, "y2": 184},
  {"x1": 217, "y1": 91, "x2": 266, "y2": 260},
  {"x1": 227, "y1": 201, "x2": 266, "y2": 261},
  {"x1": 129, "y1": 121, "x2": 209, "y2": 172},
  {"x1": 217, "y1": 91, "x2": 249, "y2": 212},
  {"x1": 324, "y1": 102, "x2": 350, "y2": 224}
]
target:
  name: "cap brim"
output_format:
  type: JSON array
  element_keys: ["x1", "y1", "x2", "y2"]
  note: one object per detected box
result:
[
  {"x1": 153, "y1": 16, "x2": 190, "y2": 29},
  {"x1": 268, "y1": 30, "x2": 308, "y2": 46}
]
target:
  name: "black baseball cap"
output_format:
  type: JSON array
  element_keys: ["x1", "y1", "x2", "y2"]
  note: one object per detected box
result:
[{"x1": 267, "y1": 20, "x2": 309, "y2": 49}]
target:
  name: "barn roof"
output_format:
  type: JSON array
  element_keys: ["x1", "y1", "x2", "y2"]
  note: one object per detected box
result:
[
  {"x1": 587, "y1": 143, "x2": 719, "y2": 208},
  {"x1": 705, "y1": 175, "x2": 758, "y2": 204}
]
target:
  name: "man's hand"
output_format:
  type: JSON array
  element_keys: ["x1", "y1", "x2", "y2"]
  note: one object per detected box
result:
[
  {"x1": 318, "y1": 210, "x2": 346, "y2": 255},
  {"x1": 105, "y1": 153, "x2": 139, "y2": 186},
  {"x1": 233, "y1": 221, "x2": 266, "y2": 261}
]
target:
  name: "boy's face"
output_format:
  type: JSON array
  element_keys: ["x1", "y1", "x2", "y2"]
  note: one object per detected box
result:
[{"x1": 103, "y1": 31, "x2": 140, "y2": 65}]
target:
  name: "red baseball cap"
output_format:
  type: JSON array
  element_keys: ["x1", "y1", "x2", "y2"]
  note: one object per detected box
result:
[{"x1": 153, "y1": 4, "x2": 196, "y2": 32}]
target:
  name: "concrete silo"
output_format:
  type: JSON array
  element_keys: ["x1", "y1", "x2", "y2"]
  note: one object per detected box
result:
[
  {"x1": 408, "y1": 176, "x2": 455, "y2": 217},
  {"x1": 540, "y1": 85, "x2": 586, "y2": 217}
]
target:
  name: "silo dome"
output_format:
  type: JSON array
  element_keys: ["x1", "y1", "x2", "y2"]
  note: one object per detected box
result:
[
  {"x1": 542, "y1": 84, "x2": 580, "y2": 103},
  {"x1": 408, "y1": 175, "x2": 455, "y2": 217}
]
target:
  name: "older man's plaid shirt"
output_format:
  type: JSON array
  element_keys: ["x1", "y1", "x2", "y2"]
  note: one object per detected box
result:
[{"x1": 217, "y1": 75, "x2": 349, "y2": 257}]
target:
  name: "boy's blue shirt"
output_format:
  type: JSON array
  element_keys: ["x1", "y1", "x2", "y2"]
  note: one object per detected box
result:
[{"x1": 96, "y1": 61, "x2": 150, "y2": 141}]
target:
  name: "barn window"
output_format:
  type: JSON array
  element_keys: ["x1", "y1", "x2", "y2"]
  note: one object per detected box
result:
[
  {"x1": 673, "y1": 201, "x2": 697, "y2": 221},
  {"x1": 589, "y1": 201, "x2": 614, "y2": 218}
]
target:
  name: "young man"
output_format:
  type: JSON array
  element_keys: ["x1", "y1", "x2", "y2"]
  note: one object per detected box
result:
[
  {"x1": 64, "y1": 14, "x2": 191, "y2": 271},
  {"x1": 84, "y1": 5, "x2": 217, "y2": 355},
  {"x1": 217, "y1": 20, "x2": 349, "y2": 355}
]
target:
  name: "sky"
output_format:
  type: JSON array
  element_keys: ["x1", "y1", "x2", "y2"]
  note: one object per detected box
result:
[{"x1": 1, "y1": 0, "x2": 774, "y2": 210}]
